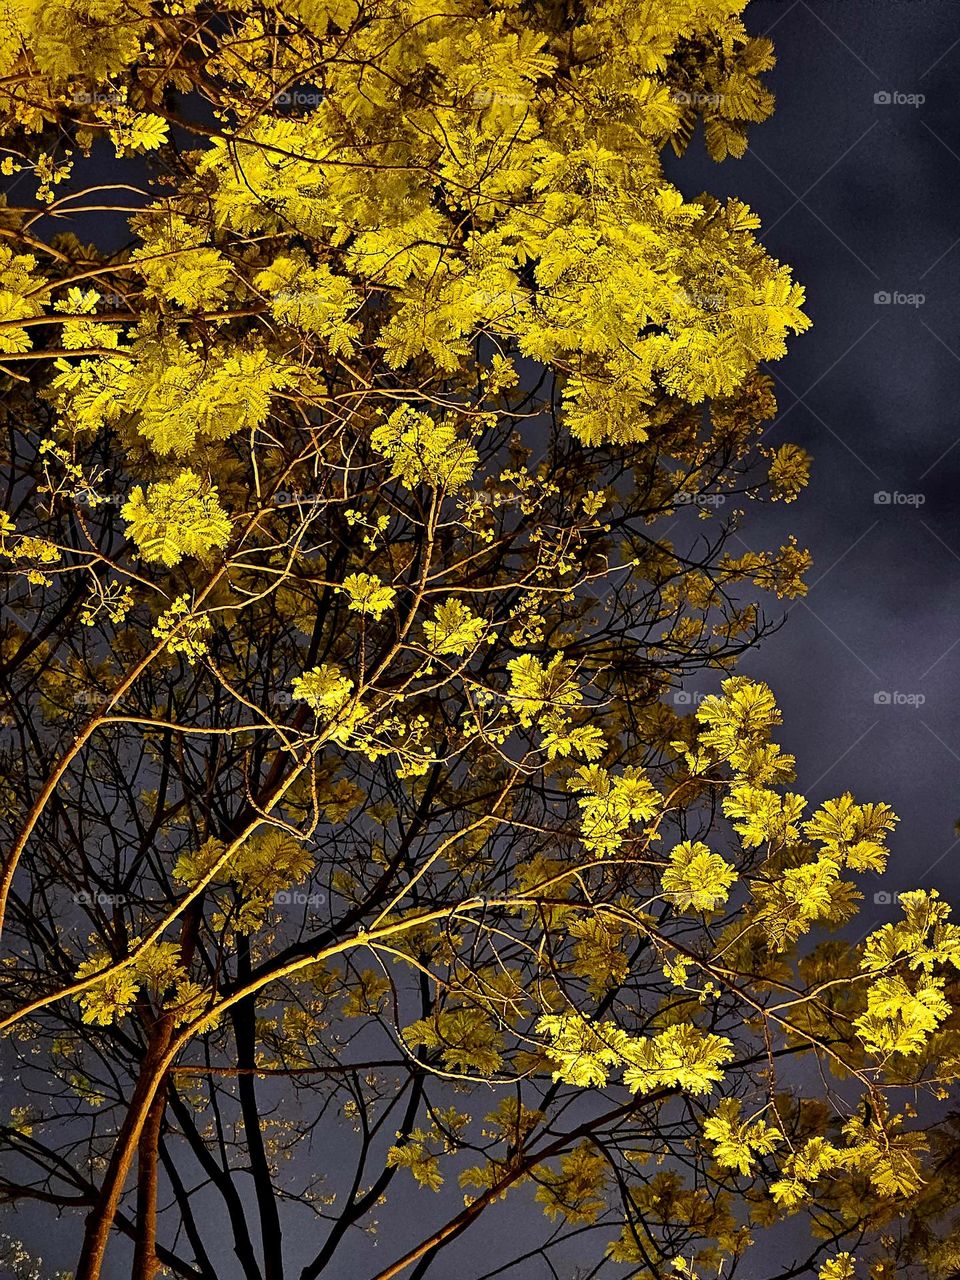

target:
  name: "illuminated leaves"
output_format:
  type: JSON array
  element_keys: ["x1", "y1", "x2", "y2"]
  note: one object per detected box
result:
[
  {"x1": 291, "y1": 663, "x2": 353, "y2": 715},
  {"x1": 254, "y1": 255, "x2": 361, "y2": 353},
  {"x1": 340, "y1": 969, "x2": 390, "y2": 1019},
  {"x1": 770, "y1": 1110, "x2": 927, "y2": 1207},
  {"x1": 804, "y1": 794, "x2": 898, "y2": 873},
  {"x1": 11, "y1": 534, "x2": 61, "y2": 587},
  {"x1": 721, "y1": 539, "x2": 813, "y2": 601},
  {"x1": 171, "y1": 836, "x2": 227, "y2": 888},
  {"x1": 534, "y1": 1144, "x2": 608, "y2": 1225},
  {"x1": 340, "y1": 572, "x2": 396, "y2": 619},
  {"x1": 422, "y1": 598, "x2": 487, "y2": 656},
  {"x1": 696, "y1": 677, "x2": 783, "y2": 763},
  {"x1": 568, "y1": 915, "x2": 631, "y2": 998},
  {"x1": 2, "y1": 0, "x2": 949, "y2": 1271},
  {"x1": 107, "y1": 111, "x2": 169, "y2": 155},
  {"x1": 13, "y1": 0, "x2": 147, "y2": 79},
  {"x1": 75, "y1": 940, "x2": 205, "y2": 1027},
  {"x1": 173, "y1": 829, "x2": 315, "y2": 936},
  {"x1": 536, "y1": 1015, "x2": 633, "y2": 1088},
  {"x1": 132, "y1": 214, "x2": 232, "y2": 310},
  {"x1": 0, "y1": 245, "x2": 46, "y2": 354},
  {"x1": 855, "y1": 973, "x2": 951, "y2": 1057},
  {"x1": 386, "y1": 1109, "x2": 470, "y2": 1192},
  {"x1": 56, "y1": 285, "x2": 121, "y2": 350},
  {"x1": 55, "y1": 337, "x2": 295, "y2": 454},
  {"x1": 818, "y1": 1256, "x2": 856, "y2": 1280},
  {"x1": 662, "y1": 840, "x2": 737, "y2": 913},
  {"x1": 781, "y1": 859, "x2": 842, "y2": 921},
  {"x1": 507, "y1": 654, "x2": 580, "y2": 727},
  {"x1": 702, "y1": 1099, "x2": 781, "y2": 1176},
  {"x1": 767, "y1": 443, "x2": 811, "y2": 503},
  {"x1": 385, "y1": 1136, "x2": 444, "y2": 1192},
  {"x1": 371, "y1": 407, "x2": 478, "y2": 491},
  {"x1": 621, "y1": 1024, "x2": 734, "y2": 1097},
  {"x1": 151, "y1": 595, "x2": 212, "y2": 660},
  {"x1": 536, "y1": 1015, "x2": 732, "y2": 1098},
  {"x1": 122, "y1": 471, "x2": 231, "y2": 566},
  {"x1": 74, "y1": 954, "x2": 140, "y2": 1027},
  {"x1": 855, "y1": 890, "x2": 960, "y2": 1059},
  {"x1": 722, "y1": 785, "x2": 805, "y2": 850},
  {"x1": 770, "y1": 1137, "x2": 846, "y2": 1208},
  {"x1": 404, "y1": 1009, "x2": 504, "y2": 1076},
  {"x1": 540, "y1": 723, "x2": 607, "y2": 762},
  {"x1": 569, "y1": 764, "x2": 661, "y2": 857}
]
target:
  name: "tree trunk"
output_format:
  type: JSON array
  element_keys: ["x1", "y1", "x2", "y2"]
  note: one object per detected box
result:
[
  {"x1": 76, "y1": 1036, "x2": 170, "y2": 1280},
  {"x1": 131, "y1": 1061, "x2": 168, "y2": 1280}
]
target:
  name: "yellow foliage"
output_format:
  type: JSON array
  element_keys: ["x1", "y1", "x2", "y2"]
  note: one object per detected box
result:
[
  {"x1": 122, "y1": 471, "x2": 232, "y2": 566},
  {"x1": 662, "y1": 840, "x2": 737, "y2": 912}
]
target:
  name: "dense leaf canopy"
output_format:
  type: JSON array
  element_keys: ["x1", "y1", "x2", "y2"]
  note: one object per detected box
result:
[{"x1": 0, "y1": 4, "x2": 957, "y2": 1280}]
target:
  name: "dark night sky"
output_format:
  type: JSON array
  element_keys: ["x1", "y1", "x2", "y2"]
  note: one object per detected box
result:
[
  {"x1": 662, "y1": 0, "x2": 960, "y2": 935},
  {"x1": 9, "y1": 3, "x2": 960, "y2": 1277}
]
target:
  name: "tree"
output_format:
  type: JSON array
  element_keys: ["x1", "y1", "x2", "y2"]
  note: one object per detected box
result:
[{"x1": 3, "y1": 4, "x2": 957, "y2": 1280}]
